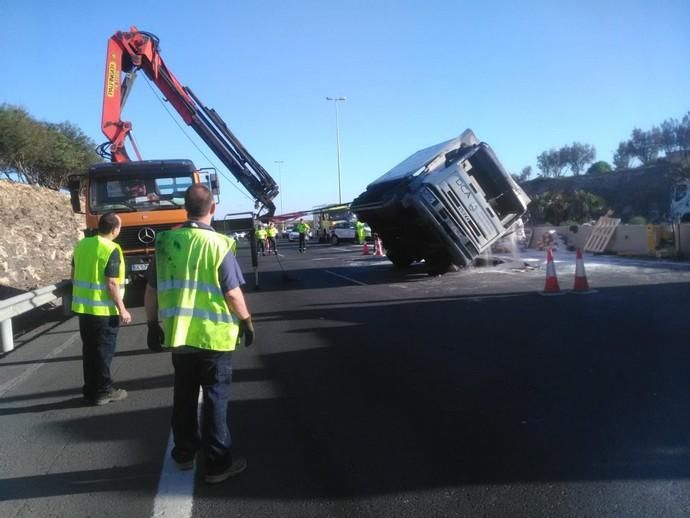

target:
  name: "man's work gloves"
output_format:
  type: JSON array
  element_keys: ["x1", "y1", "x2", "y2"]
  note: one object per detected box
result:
[
  {"x1": 147, "y1": 318, "x2": 253, "y2": 349},
  {"x1": 238, "y1": 316, "x2": 255, "y2": 347},
  {"x1": 147, "y1": 321, "x2": 165, "y2": 352}
]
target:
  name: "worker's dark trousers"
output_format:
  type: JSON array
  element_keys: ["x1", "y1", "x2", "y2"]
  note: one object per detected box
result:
[
  {"x1": 267, "y1": 237, "x2": 277, "y2": 253},
  {"x1": 171, "y1": 350, "x2": 233, "y2": 467},
  {"x1": 299, "y1": 233, "x2": 306, "y2": 251},
  {"x1": 79, "y1": 314, "x2": 120, "y2": 400}
]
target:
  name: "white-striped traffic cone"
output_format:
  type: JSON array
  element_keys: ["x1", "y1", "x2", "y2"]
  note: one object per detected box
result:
[
  {"x1": 572, "y1": 248, "x2": 596, "y2": 294},
  {"x1": 540, "y1": 248, "x2": 564, "y2": 296}
]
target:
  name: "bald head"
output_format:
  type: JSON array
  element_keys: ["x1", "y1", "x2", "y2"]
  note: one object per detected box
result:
[{"x1": 184, "y1": 184, "x2": 214, "y2": 219}]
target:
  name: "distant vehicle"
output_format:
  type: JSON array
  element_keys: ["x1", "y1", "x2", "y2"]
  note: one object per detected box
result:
[
  {"x1": 288, "y1": 229, "x2": 313, "y2": 241},
  {"x1": 328, "y1": 221, "x2": 372, "y2": 245},
  {"x1": 282, "y1": 226, "x2": 294, "y2": 239}
]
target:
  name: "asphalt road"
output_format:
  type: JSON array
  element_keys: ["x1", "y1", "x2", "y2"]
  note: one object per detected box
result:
[{"x1": 2, "y1": 238, "x2": 690, "y2": 517}]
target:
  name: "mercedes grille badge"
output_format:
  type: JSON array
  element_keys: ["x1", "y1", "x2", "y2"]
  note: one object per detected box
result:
[{"x1": 138, "y1": 227, "x2": 156, "y2": 245}]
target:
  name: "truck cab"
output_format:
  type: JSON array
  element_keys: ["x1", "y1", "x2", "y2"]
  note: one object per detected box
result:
[
  {"x1": 69, "y1": 159, "x2": 217, "y2": 281},
  {"x1": 351, "y1": 130, "x2": 530, "y2": 274}
]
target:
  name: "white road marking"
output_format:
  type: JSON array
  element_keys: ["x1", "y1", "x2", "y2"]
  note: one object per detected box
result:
[
  {"x1": 0, "y1": 332, "x2": 80, "y2": 399},
  {"x1": 324, "y1": 270, "x2": 368, "y2": 286},
  {"x1": 152, "y1": 433, "x2": 195, "y2": 518},
  {"x1": 152, "y1": 391, "x2": 202, "y2": 518}
]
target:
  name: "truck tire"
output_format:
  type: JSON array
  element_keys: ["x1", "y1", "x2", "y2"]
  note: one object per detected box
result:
[
  {"x1": 386, "y1": 248, "x2": 414, "y2": 268},
  {"x1": 425, "y1": 250, "x2": 453, "y2": 276}
]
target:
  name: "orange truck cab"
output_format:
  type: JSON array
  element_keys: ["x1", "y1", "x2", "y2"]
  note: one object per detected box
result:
[{"x1": 69, "y1": 159, "x2": 219, "y2": 282}]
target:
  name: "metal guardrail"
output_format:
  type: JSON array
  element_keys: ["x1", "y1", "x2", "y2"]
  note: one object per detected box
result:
[{"x1": 0, "y1": 280, "x2": 72, "y2": 353}]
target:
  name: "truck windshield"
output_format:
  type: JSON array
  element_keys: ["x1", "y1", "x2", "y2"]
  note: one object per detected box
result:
[{"x1": 90, "y1": 173, "x2": 194, "y2": 213}]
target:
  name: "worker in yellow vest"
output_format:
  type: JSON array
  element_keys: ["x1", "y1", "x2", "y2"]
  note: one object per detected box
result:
[
  {"x1": 296, "y1": 218, "x2": 310, "y2": 253},
  {"x1": 71, "y1": 212, "x2": 131, "y2": 406},
  {"x1": 355, "y1": 220, "x2": 366, "y2": 244},
  {"x1": 267, "y1": 221, "x2": 279, "y2": 255},
  {"x1": 144, "y1": 184, "x2": 254, "y2": 484},
  {"x1": 255, "y1": 225, "x2": 268, "y2": 256}
]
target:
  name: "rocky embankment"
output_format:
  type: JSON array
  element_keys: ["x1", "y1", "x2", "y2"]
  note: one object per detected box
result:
[{"x1": 0, "y1": 180, "x2": 84, "y2": 298}]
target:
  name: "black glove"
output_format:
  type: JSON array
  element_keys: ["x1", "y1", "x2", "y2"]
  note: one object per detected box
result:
[
  {"x1": 238, "y1": 316, "x2": 255, "y2": 347},
  {"x1": 147, "y1": 321, "x2": 165, "y2": 352}
]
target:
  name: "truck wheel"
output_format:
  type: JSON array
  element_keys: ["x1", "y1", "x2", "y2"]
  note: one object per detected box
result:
[
  {"x1": 330, "y1": 234, "x2": 339, "y2": 245},
  {"x1": 425, "y1": 250, "x2": 453, "y2": 276},
  {"x1": 386, "y1": 248, "x2": 414, "y2": 268}
]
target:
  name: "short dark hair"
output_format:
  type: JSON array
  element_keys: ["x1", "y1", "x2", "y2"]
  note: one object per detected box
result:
[
  {"x1": 98, "y1": 212, "x2": 120, "y2": 234},
  {"x1": 184, "y1": 184, "x2": 213, "y2": 218}
]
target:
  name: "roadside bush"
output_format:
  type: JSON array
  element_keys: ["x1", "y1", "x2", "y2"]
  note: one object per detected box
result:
[{"x1": 528, "y1": 190, "x2": 607, "y2": 225}]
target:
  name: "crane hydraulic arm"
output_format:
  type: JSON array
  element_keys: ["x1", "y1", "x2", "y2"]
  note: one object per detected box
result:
[{"x1": 102, "y1": 26, "x2": 278, "y2": 216}]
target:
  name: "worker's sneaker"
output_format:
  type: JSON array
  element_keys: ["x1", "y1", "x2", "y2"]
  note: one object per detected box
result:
[
  {"x1": 204, "y1": 456, "x2": 247, "y2": 484},
  {"x1": 93, "y1": 388, "x2": 127, "y2": 406},
  {"x1": 171, "y1": 448, "x2": 197, "y2": 471}
]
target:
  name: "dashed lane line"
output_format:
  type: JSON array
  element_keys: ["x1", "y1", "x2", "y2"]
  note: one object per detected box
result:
[
  {"x1": 323, "y1": 270, "x2": 368, "y2": 286},
  {"x1": 0, "y1": 332, "x2": 80, "y2": 399}
]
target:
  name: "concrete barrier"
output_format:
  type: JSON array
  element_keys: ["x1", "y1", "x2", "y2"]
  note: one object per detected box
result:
[{"x1": 527, "y1": 223, "x2": 690, "y2": 257}]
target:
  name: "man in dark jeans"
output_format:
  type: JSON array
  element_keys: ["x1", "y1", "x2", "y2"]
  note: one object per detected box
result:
[
  {"x1": 72, "y1": 212, "x2": 131, "y2": 405},
  {"x1": 144, "y1": 184, "x2": 255, "y2": 484}
]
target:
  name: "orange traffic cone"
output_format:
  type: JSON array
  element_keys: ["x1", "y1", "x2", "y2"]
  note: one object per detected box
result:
[
  {"x1": 540, "y1": 248, "x2": 564, "y2": 295},
  {"x1": 572, "y1": 248, "x2": 595, "y2": 294},
  {"x1": 374, "y1": 237, "x2": 384, "y2": 256},
  {"x1": 362, "y1": 242, "x2": 370, "y2": 255}
]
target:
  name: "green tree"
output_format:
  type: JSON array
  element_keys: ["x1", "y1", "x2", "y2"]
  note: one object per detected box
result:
[
  {"x1": 613, "y1": 141, "x2": 634, "y2": 169},
  {"x1": 586, "y1": 160, "x2": 612, "y2": 175},
  {"x1": 658, "y1": 119, "x2": 680, "y2": 155},
  {"x1": 678, "y1": 112, "x2": 690, "y2": 151},
  {"x1": 628, "y1": 127, "x2": 660, "y2": 165},
  {"x1": 566, "y1": 142, "x2": 596, "y2": 175},
  {"x1": 537, "y1": 148, "x2": 568, "y2": 177},
  {"x1": 0, "y1": 104, "x2": 100, "y2": 189}
]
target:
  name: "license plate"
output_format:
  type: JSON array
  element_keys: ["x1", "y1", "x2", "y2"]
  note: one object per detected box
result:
[{"x1": 131, "y1": 263, "x2": 149, "y2": 271}]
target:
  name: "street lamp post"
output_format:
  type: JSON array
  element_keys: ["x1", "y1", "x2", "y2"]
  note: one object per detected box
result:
[
  {"x1": 273, "y1": 160, "x2": 284, "y2": 215},
  {"x1": 326, "y1": 96, "x2": 346, "y2": 204}
]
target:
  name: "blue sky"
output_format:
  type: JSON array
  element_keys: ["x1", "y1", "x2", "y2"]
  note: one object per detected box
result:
[{"x1": 1, "y1": 0, "x2": 688, "y2": 217}]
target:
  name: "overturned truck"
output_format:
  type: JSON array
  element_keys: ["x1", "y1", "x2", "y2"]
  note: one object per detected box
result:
[{"x1": 351, "y1": 130, "x2": 530, "y2": 275}]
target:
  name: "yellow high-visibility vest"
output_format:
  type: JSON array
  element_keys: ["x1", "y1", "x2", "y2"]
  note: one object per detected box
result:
[
  {"x1": 155, "y1": 228, "x2": 239, "y2": 350},
  {"x1": 71, "y1": 236, "x2": 125, "y2": 316}
]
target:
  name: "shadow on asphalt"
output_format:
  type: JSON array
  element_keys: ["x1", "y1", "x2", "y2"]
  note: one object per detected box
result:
[
  {"x1": 220, "y1": 281, "x2": 690, "y2": 500},
  {"x1": 3, "y1": 281, "x2": 690, "y2": 503}
]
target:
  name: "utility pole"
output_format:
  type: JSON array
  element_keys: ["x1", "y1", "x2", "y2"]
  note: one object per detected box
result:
[{"x1": 326, "y1": 96, "x2": 346, "y2": 204}]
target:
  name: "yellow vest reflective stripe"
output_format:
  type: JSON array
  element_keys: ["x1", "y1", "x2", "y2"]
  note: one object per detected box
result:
[
  {"x1": 156, "y1": 228, "x2": 238, "y2": 351},
  {"x1": 71, "y1": 236, "x2": 125, "y2": 316}
]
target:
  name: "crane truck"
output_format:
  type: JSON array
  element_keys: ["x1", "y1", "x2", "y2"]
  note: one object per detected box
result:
[
  {"x1": 351, "y1": 130, "x2": 530, "y2": 275},
  {"x1": 68, "y1": 27, "x2": 278, "y2": 281}
]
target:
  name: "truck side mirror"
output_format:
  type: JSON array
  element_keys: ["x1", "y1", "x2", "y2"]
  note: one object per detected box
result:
[
  {"x1": 68, "y1": 177, "x2": 83, "y2": 213},
  {"x1": 210, "y1": 173, "x2": 220, "y2": 196}
]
